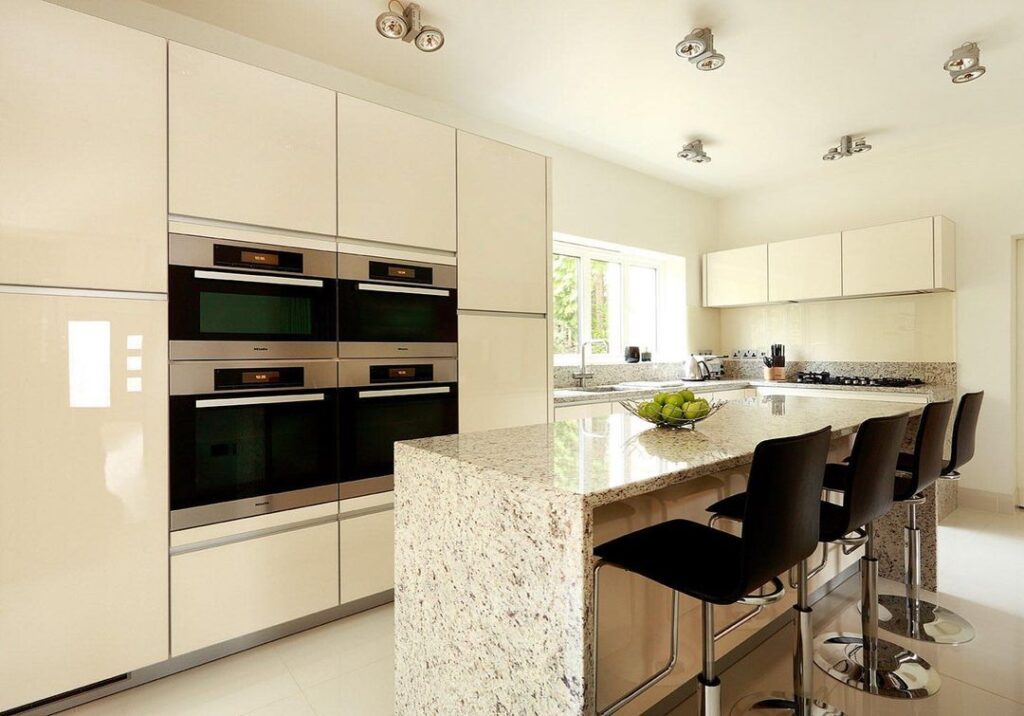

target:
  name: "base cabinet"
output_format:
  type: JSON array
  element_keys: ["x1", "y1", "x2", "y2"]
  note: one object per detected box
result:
[
  {"x1": 170, "y1": 504, "x2": 340, "y2": 657},
  {"x1": 340, "y1": 493, "x2": 395, "y2": 604}
]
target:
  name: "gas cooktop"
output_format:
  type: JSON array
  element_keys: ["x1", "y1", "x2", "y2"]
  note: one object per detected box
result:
[{"x1": 790, "y1": 371, "x2": 924, "y2": 388}]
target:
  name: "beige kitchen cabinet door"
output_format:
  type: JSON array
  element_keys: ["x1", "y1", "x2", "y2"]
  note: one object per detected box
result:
[
  {"x1": 768, "y1": 234, "x2": 842, "y2": 302},
  {"x1": 457, "y1": 132, "x2": 548, "y2": 313},
  {"x1": 703, "y1": 245, "x2": 769, "y2": 307},
  {"x1": 169, "y1": 43, "x2": 336, "y2": 236},
  {"x1": 0, "y1": 293, "x2": 168, "y2": 712},
  {"x1": 339, "y1": 493, "x2": 395, "y2": 604},
  {"x1": 842, "y1": 218, "x2": 935, "y2": 296},
  {"x1": 338, "y1": 95, "x2": 456, "y2": 251},
  {"x1": 0, "y1": 0, "x2": 166, "y2": 292},
  {"x1": 458, "y1": 313, "x2": 549, "y2": 432}
]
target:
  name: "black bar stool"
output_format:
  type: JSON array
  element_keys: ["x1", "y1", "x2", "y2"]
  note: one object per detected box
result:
[
  {"x1": 707, "y1": 413, "x2": 923, "y2": 711},
  {"x1": 591, "y1": 426, "x2": 832, "y2": 716},
  {"x1": 876, "y1": 393, "x2": 982, "y2": 645}
]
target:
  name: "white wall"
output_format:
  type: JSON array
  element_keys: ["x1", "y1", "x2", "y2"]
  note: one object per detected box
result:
[
  {"x1": 718, "y1": 127, "x2": 1024, "y2": 500},
  {"x1": 49, "y1": 0, "x2": 719, "y2": 353}
]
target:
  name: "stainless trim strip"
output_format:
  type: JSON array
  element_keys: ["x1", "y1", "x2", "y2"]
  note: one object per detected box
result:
[
  {"x1": 170, "y1": 340, "x2": 338, "y2": 361},
  {"x1": 339, "y1": 357, "x2": 457, "y2": 388},
  {"x1": 356, "y1": 282, "x2": 449, "y2": 297},
  {"x1": 170, "y1": 359, "x2": 339, "y2": 396},
  {"x1": 337, "y1": 341, "x2": 457, "y2": 359},
  {"x1": 457, "y1": 308, "x2": 547, "y2": 319},
  {"x1": 170, "y1": 513, "x2": 340, "y2": 556},
  {"x1": 340, "y1": 475, "x2": 394, "y2": 500},
  {"x1": 170, "y1": 233, "x2": 337, "y2": 278},
  {"x1": 0, "y1": 284, "x2": 167, "y2": 301},
  {"x1": 339, "y1": 252, "x2": 457, "y2": 288},
  {"x1": 194, "y1": 269, "x2": 323, "y2": 288},
  {"x1": 357, "y1": 386, "x2": 450, "y2": 399},
  {"x1": 195, "y1": 393, "x2": 325, "y2": 408},
  {"x1": 170, "y1": 484, "x2": 339, "y2": 531},
  {"x1": 338, "y1": 502, "x2": 393, "y2": 522}
]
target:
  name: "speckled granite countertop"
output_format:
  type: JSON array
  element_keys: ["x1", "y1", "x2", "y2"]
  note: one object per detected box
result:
[{"x1": 399, "y1": 395, "x2": 922, "y2": 508}]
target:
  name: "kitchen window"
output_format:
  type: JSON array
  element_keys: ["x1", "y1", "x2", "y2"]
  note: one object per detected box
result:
[{"x1": 553, "y1": 236, "x2": 675, "y2": 362}]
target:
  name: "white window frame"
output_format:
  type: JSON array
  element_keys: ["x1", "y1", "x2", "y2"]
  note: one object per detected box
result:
[{"x1": 553, "y1": 237, "x2": 662, "y2": 365}]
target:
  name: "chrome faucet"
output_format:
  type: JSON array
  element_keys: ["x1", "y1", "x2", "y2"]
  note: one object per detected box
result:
[{"x1": 573, "y1": 339, "x2": 608, "y2": 388}]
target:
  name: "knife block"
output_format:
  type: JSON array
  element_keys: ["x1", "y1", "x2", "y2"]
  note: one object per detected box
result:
[{"x1": 763, "y1": 367, "x2": 786, "y2": 381}]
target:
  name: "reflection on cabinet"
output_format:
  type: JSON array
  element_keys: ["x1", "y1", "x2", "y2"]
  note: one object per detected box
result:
[
  {"x1": 0, "y1": 293, "x2": 168, "y2": 712},
  {"x1": 555, "y1": 402, "x2": 613, "y2": 421},
  {"x1": 457, "y1": 132, "x2": 548, "y2": 314},
  {"x1": 0, "y1": 0, "x2": 166, "y2": 293},
  {"x1": 703, "y1": 244, "x2": 769, "y2": 307},
  {"x1": 754, "y1": 386, "x2": 927, "y2": 404},
  {"x1": 338, "y1": 96, "x2": 456, "y2": 251},
  {"x1": 767, "y1": 234, "x2": 842, "y2": 302},
  {"x1": 170, "y1": 503, "x2": 340, "y2": 656},
  {"x1": 713, "y1": 388, "x2": 756, "y2": 401},
  {"x1": 459, "y1": 314, "x2": 549, "y2": 432},
  {"x1": 169, "y1": 43, "x2": 336, "y2": 236},
  {"x1": 842, "y1": 217, "x2": 955, "y2": 297},
  {"x1": 340, "y1": 493, "x2": 395, "y2": 604}
]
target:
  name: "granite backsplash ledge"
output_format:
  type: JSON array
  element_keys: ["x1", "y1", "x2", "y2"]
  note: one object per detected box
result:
[
  {"x1": 552, "y1": 362, "x2": 688, "y2": 388},
  {"x1": 721, "y1": 359, "x2": 957, "y2": 385}
]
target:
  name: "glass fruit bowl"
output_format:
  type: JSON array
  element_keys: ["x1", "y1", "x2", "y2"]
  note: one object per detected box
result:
[{"x1": 619, "y1": 398, "x2": 724, "y2": 430}]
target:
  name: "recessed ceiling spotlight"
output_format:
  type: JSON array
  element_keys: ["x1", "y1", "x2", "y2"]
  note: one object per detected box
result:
[
  {"x1": 375, "y1": 1, "x2": 444, "y2": 52},
  {"x1": 944, "y1": 42, "x2": 985, "y2": 83},
  {"x1": 822, "y1": 135, "x2": 871, "y2": 162},
  {"x1": 675, "y1": 28, "x2": 724, "y2": 71},
  {"x1": 677, "y1": 139, "x2": 711, "y2": 163}
]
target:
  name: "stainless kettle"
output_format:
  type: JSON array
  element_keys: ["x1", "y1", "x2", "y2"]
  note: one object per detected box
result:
[{"x1": 683, "y1": 354, "x2": 711, "y2": 381}]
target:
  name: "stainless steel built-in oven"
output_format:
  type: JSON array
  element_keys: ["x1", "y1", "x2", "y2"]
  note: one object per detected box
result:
[
  {"x1": 169, "y1": 360, "x2": 339, "y2": 530},
  {"x1": 170, "y1": 234, "x2": 337, "y2": 361},
  {"x1": 338, "y1": 358, "x2": 458, "y2": 498},
  {"x1": 338, "y1": 254, "x2": 457, "y2": 358}
]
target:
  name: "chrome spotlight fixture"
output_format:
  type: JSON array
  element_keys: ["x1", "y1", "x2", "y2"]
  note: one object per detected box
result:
[
  {"x1": 677, "y1": 139, "x2": 711, "y2": 163},
  {"x1": 375, "y1": 1, "x2": 444, "y2": 52},
  {"x1": 944, "y1": 42, "x2": 985, "y2": 83},
  {"x1": 675, "y1": 28, "x2": 725, "y2": 71},
  {"x1": 822, "y1": 135, "x2": 872, "y2": 162}
]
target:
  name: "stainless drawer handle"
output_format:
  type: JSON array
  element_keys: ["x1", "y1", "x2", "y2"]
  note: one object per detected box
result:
[
  {"x1": 357, "y1": 386, "x2": 451, "y2": 399},
  {"x1": 357, "y1": 282, "x2": 449, "y2": 297},
  {"x1": 196, "y1": 393, "x2": 326, "y2": 408},
  {"x1": 195, "y1": 269, "x2": 324, "y2": 288}
]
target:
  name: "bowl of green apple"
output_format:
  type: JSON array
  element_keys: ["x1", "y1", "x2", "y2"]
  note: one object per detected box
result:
[{"x1": 620, "y1": 389, "x2": 722, "y2": 430}]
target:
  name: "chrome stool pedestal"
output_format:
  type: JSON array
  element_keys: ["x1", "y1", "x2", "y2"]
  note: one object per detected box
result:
[{"x1": 814, "y1": 523, "x2": 940, "y2": 700}]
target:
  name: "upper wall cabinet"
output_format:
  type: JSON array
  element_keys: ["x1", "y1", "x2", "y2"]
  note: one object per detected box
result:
[
  {"x1": 842, "y1": 216, "x2": 955, "y2": 297},
  {"x1": 169, "y1": 43, "x2": 336, "y2": 236},
  {"x1": 768, "y1": 233, "x2": 842, "y2": 302},
  {"x1": 457, "y1": 132, "x2": 548, "y2": 314},
  {"x1": 703, "y1": 244, "x2": 769, "y2": 307},
  {"x1": 337, "y1": 95, "x2": 456, "y2": 252},
  {"x1": 0, "y1": 0, "x2": 166, "y2": 293}
]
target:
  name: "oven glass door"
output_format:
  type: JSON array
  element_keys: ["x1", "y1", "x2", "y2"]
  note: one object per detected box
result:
[
  {"x1": 170, "y1": 388, "x2": 338, "y2": 512},
  {"x1": 170, "y1": 266, "x2": 336, "y2": 343},
  {"x1": 339, "y1": 383, "x2": 459, "y2": 481},
  {"x1": 337, "y1": 280, "x2": 457, "y2": 344}
]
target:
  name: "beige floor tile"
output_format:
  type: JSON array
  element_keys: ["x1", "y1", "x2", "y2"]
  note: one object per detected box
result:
[
  {"x1": 301, "y1": 657, "x2": 394, "y2": 716},
  {"x1": 244, "y1": 693, "x2": 316, "y2": 716}
]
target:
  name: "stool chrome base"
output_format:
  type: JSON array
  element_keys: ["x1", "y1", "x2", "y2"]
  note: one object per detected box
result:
[
  {"x1": 813, "y1": 633, "x2": 941, "y2": 699},
  {"x1": 876, "y1": 594, "x2": 976, "y2": 645},
  {"x1": 731, "y1": 693, "x2": 844, "y2": 715}
]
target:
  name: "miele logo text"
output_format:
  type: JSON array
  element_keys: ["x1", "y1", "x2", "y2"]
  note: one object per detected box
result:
[{"x1": 253, "y1": 346, "x2": 269, "y2": 351}]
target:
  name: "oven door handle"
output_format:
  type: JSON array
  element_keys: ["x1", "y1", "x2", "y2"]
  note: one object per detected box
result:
[
  {"x1": 357, "y1": 282, "x2": 449, "y2": 298},
  {"x1": 195, "y1": 269, "x2": 324, "y2": 288},
  {"x1": 195, "y1": 393, "x2": 326, "y2": 408},
  {"x1": 357, "y1": 386, "x2": 451, "y2": 399}
]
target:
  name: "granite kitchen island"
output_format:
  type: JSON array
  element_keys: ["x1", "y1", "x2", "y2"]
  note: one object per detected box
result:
[{"x1": 394, "y1": 394, "x2": 943, "y2": 715}]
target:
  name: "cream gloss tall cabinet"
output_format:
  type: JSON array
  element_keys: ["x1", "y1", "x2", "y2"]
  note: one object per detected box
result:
[
  {"x1": 0, "y1": 0, "x2": 166, "y2": 293},
  {"x1": 0, "y1": 293, "x2": 169, "y2": 713}
]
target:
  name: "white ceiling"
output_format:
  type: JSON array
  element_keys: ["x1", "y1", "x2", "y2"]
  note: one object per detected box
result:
[{"x1": 140, "y1": 0, "x2": 1024, "y2": 196}]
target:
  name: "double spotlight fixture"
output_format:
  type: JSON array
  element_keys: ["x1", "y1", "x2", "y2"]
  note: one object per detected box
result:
[
  {"x1": 944, "y1": 41, "x2": 985, "y2": 83},
  {"x1": 677, "y1": 140, "x2": 711, "y2": 163},
  {"x1": 822, "y1": 135, "x2": 872, "y2": 162},
  {"x1": 375, "y1": 1, "x2": 444, "y2": 52},
  {"x1": 675, "y1": 28, "x2": 725, "y2": 71}
]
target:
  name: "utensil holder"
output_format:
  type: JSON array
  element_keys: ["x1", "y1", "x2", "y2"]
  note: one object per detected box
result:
[{"x1": 763, "y1": 367, "x2": 786, "y2": 381}]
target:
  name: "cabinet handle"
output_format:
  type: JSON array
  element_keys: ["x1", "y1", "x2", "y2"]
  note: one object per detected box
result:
[
  {"x1": 357, "y1": 386, "x2": 451, "y2": 399},
  {"x1": 195, "y1": 269, "x2": 324, "y2": 288},
  {"x1": 196, "y1": 393, "x2": 326, "y2": 408},
  {"x1": 357, "y1": 282, "x2": 449, "y2": 297}
]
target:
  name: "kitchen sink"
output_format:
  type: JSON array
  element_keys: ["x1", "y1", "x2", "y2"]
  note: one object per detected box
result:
[{"x1": 572, "y1": 385, "x2": 632, "y2": 393}]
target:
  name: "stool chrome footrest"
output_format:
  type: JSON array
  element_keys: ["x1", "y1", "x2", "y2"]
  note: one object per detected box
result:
[
  {"x1": 876, "y1": 593, "x2": 976, "y2": 645},
  {"x1": 731, "y1": 693, "x2": 844, "y2": 715},
  {"x1": 813, "y1": 633, "x2": 941, "y2": 699}
]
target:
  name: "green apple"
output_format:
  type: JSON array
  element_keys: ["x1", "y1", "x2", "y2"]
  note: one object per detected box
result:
[
  {"x1": 653, "y1": 392, "x2": 670, "y2": 406},
  {"x1": 661, "y1": 404, "x2": 684, "y2": 421},
  {"x1": 665, "y1": 394, "x2": 686, "y2": 408},
  {"x1": 638, "y1": 401, "x2": 662, "y2": 420},
  {"x1": 678, "y1": 389, "x2": 696, "y2": 402}
]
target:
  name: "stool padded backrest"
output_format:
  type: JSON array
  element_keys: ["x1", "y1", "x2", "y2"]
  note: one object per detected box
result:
[
  {"x1": 840, "y1": 413, "x2": 909, "y2": 532},
  {"x1": 904, "y1": 400, "x2": 953, "y2": 496},
  {"x1": 947, "y1": 392, "x2": 983, "y2": 474},
  {"x1": 739, "y1": 425, "x2": 832, "y2": 597}
]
